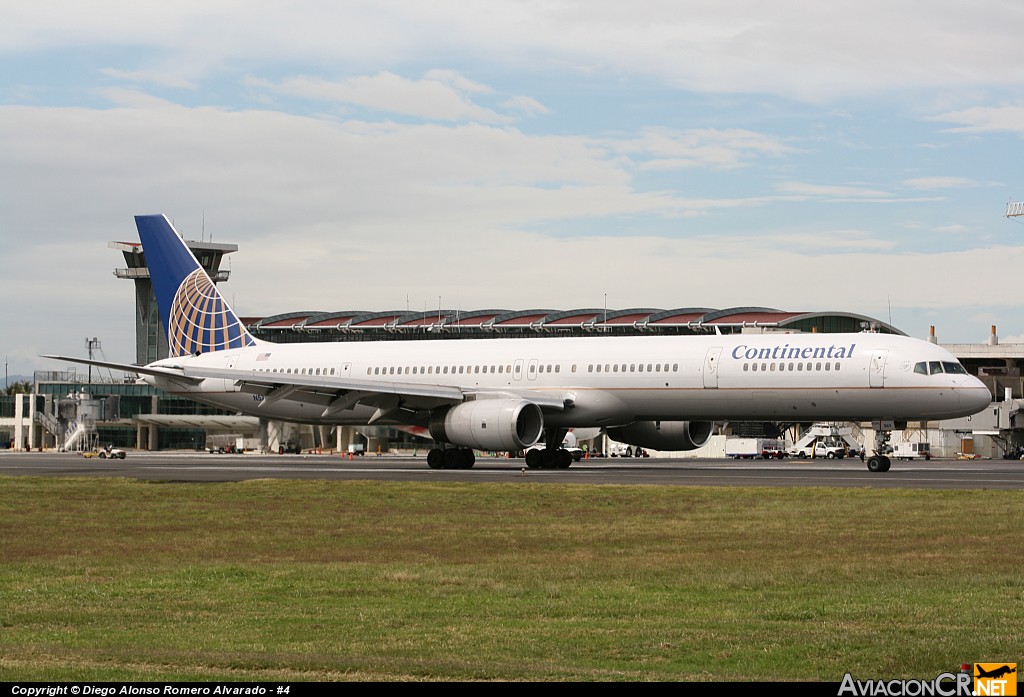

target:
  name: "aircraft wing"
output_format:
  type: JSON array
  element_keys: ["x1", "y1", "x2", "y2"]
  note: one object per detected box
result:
[{"x1": 178, "y1": 365, "x2": 568, "y2": 422}]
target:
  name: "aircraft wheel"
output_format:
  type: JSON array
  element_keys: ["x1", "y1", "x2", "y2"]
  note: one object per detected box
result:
[
  {"x1": 443, "y1": 449, "x2": 462, "y2": 469},
  {"x1": 459, "y1": 449, "x2": 476, "y2": 469},
  {"x1": 866, "y1": 456, "x2": 890, "y2": 473},
  {"x1": 427, "y1": 449, "x2": 444, "y2": 469},
  {"x1": 525, "y1": 449, "x2": 543, "y2": 469},
  {"x1": 539, "y1": 449, "x2": 555, "y2": 469},
  {"x1": 557, "y1": 449, "x2": 572, "y2": 469}
]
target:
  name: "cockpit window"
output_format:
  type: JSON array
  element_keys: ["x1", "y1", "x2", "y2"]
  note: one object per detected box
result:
[{"x1": 915, "y1": 360, "x2": 968, "y2": 376}]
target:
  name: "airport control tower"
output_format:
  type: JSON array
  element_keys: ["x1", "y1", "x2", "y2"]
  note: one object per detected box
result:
[{"x1": 110, "y1": 238, "x2": 239, "y2": 366}]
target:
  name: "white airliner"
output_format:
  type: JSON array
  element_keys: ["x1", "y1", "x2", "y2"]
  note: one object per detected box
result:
[{"x1": 48, "y1": 214, "x2": 991, "y2": 472}]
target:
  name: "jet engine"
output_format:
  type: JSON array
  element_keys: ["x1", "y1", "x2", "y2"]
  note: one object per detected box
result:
[
  {"x1": 429, "y1": 399, "x2": 544, "y2": 451},
  {"x1": 606, "y1": 420, "x2": 714, "y2": 451}
]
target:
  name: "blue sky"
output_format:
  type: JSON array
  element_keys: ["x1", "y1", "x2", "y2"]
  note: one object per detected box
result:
[{"x1": 3, "y1": 1, "x2": 1024, "y2": 375}]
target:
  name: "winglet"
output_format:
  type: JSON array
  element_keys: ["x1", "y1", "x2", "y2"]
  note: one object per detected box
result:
[{"x1": 135, "y1": 214, "x2": 258, "y2": 356}]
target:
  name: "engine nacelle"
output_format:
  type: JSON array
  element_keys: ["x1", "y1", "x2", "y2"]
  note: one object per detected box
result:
[
  {"x1": 606, "y1": 420, "x2": 714, "y2": 451},
  {"x1": 429, "y1": 399, "x2": 544, "y2": 451}
]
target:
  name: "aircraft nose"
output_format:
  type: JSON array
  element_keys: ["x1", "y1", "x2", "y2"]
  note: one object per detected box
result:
[{"x1": 960, "y1": 378, "x2": 991, "y2": 415}]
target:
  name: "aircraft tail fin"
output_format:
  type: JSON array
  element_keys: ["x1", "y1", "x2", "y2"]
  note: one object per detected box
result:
[{"x1": 135, "y1": 214, "x2": 258, "y2": 357}]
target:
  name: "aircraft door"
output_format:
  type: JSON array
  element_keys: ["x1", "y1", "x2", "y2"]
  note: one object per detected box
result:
[
  {"x1": 703, "y1": 347, "x2": 723, "y2": 388},
  {"x1": 339, "y1": 362, "x2": 351, "y2": 378},
  {"x1": 513, "y1": 359, "x2": 524, "y2": 382},
  {"x1": 869, "y1": 350, "x2": 887, "y2": 388},
  {"x1": 220, "y1": 353, "x2": 239, "y2": 392}
]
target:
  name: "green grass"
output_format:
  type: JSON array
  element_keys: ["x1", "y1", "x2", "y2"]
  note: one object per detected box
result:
[{"x1": 0, "y1": 477, "x2": 1020, "y2": 681}]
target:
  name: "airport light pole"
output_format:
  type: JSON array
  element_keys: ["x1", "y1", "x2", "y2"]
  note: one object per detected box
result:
[{"x1": 85, "y1": 337, "x2": 101, "y2": 385}]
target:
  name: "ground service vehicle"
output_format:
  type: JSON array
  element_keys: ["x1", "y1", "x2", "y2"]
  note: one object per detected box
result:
[
  {"x1": 725, "y1": 437, "x2": 786, "y2": 459},
  {"x1": 83, "y1": 445, "x2": 126, "y2": 459},
  {"x1": 892, "y1": 442, "x2": 931, "y2": 460}
]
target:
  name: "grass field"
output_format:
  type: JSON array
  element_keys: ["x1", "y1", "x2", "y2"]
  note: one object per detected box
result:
[{"x1": 0, "y1": 476, "x2": 1020, "y2": 681}]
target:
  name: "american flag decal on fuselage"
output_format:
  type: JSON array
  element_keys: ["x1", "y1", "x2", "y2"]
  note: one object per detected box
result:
[{"x1": 168, "y1": 269, "x2": 256, "y2": 356}]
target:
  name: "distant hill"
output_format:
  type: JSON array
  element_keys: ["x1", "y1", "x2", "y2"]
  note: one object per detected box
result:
[{"x1": 3, "y1": 375, "x2": 35, "y2": 390}]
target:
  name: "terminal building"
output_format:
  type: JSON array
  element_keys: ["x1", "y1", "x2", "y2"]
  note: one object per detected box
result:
[{"x1": 4, "y1": 235, "x2": 1023, "y2": 460}]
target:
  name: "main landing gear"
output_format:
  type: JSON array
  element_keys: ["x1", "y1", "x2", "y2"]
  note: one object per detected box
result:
[
  {"x1": 426, "y1": 447, "x2": 476, "y2": 469},
  {"x1": 525, "y1": 428, "x2": 573, "y2": 469}
]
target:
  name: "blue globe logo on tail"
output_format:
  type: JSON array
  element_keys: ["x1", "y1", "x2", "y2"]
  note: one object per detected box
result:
[
  {"x1": 135, "y1": 214, "x2": 258, "y2": 358},
  {"x1": 169, "y1": 268, "x2": 256, "y2": 356}
]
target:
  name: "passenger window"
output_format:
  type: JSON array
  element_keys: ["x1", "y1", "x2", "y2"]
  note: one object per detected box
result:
[{"x1": 744, "y1": 363, "x2": 749, "y2": 371}]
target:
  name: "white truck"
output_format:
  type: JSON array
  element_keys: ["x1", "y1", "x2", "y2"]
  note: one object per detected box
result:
[
  {"x1": 788, "y1": 424, "x2": 849, "y2": 459},
  {"x1": 725, "y1": 437, "x2": 786, "y2": 459}
]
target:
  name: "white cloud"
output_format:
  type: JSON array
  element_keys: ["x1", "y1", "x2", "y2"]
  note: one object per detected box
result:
[
  {"x1": 248, "y1": 72, "x2": 512, "y2": 123},
  {"x1": 900, "y1": 177, "x2": 980, "y2": 190},
  {"x1": 7, "y1": 2, "x2": 1024, "y2": 103},
  {"x1": 775, "y1": 182, "x2": 894, "y2": 199},
  {"x1": 932, "y1": 224, "x2": 969, "y2": 234},
  {"x1": 500, "y1": 95, "x2": 550, "y2": 117},
  {"x1": 931, "y1": 105, "x2": 1024, "y2": 134},
  {"x1": 99, "y1": 68, "x2": 197, "y2": 90},
  {"x1": 616, "y1": 127, "x2": 796, "y2": 171}
]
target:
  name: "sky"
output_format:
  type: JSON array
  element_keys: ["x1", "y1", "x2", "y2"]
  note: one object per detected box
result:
[{"x1": 4, "y1": 1, "x2": 1024, "y2": 377}]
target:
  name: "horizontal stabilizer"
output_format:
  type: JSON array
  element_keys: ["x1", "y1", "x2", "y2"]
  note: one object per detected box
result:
[{"x1": 42, "y1": 355, "x2": 204, "y2": 384}]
